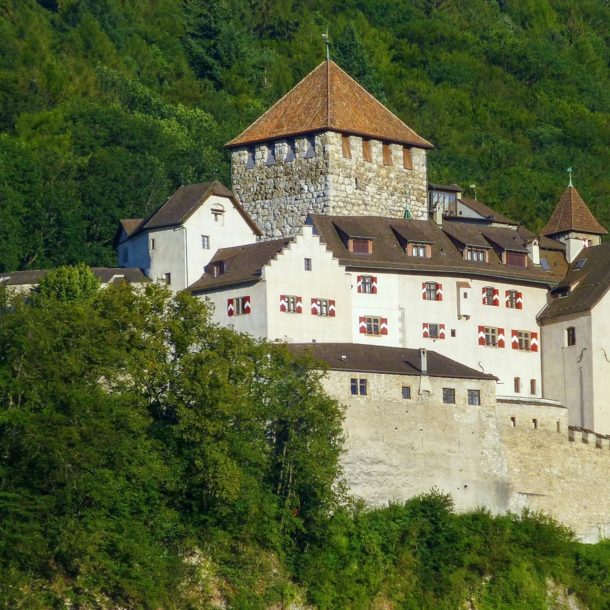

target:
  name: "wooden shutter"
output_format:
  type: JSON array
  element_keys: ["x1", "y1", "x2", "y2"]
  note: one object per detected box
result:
[
  {"x1": 436, "y1": 283, "x2": 443, "y2": 301},
  {"x1": 382, "y1": 143, "x2": 393, "y2": 166},
  {"x1": 372, "y1": 277, "x2": 378, "y2": 294},
  {"x1": 498, "y1": 328, "x2": 505, "y2": 349},
  {"x1": 439, "y1": 324, "x2": 446, "y2": 339},
  {"x1": 296, "y1": 297, "x2": 302, "y2": 313},
  {"x1": 359, "y1": 316, "x2": 367, "y2": 334},
  {"x1": 423, "y1": 323, "x2": 429, "y2": 338},
  {"x1": 531, "y1": 331, "x2": 538, "y2": 352},
  {"x1": 512, "y1": 330, "x2": 519, "y2": 350},
  {"x1": 517, "y1": 291, "x2": 523, "y2": 309},
  {"x1": 482, "y1": 287, "x2": 487, "y2": 305},
  {"x1": 362, "y1": 139, "x2": 372, "y2": 162},
  {"x1": 341, "y1": 135, "x2": 352, "y2": 159},
  {"x1": 329, "y1": 300, "x2": 336, "y2": 317},
  {"x1": 280, "y1": 295, "x2": 287, "y2": 312},
  {"x1": 422, "y1": 282, "x2": 428, "y2": 300},
  {"x1": 311, "y1": 298, "x2": 319, "y2": 315},
  {"x1": 227, "y1": 298, "x2": 234, "y2": 317},
  {"x1": 493, "y1": 288, "x2": 500, "y2": 306},
  {"x1": 243, "y1": 296, "x2": 251, "y2": 314},
  {"x1": 403, "y1": 147, "x2": 413, "y2": 170},
  {"x1": 505, "y1": 290, "x2": 510, "y2": 307},
  {"x1": 357, "y1": 276, "x2": 362, "y2": 293},
  {"x1": 478, "y1": 325, "x2": 486, "y2": 346},
  {"x1": 380, "y1": 318, "x2": 388, "y2": 335}
]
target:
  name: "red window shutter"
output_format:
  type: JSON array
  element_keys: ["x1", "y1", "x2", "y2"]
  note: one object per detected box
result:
[
  {"x1": 505, "y1": 290, "x2": 510, "y2": 307},
  {"x1": 498, "y1": 328, "x2": 505, "y2": 349},
  {"x1": 372, "y1": 277, "x2": 378, "y2": 294},
  {"x1": 436, "y1": 283, "x2": 443, "y2": 301},
  {"x1": 280, "y1": 295, "x2": 287, "y2": 312},
  {"x1": 512, "y1": 330, "x2": 519, "y2": 350},
  {"x1": 493, "y1": 288, "x2": 500, "y2": 306},
  {"x1": 423, "y1": 323, "x2": 429, "y2": 338},
  {"x1": 439, "y1": 323, "x2": 446, "y2": 339},
  {"x1": 482, "y1": 287, "x2": 487, "y2": 305},
  {"x1": 329, "y1": 300, "x2": 336, "y2": 317},
  {"x1": 531, "y1": 331, "x2": 538, "y2": 352},
  {"x1": 478, "y1": 325, "x2": 486, "y2": 346},
  {"x1": 243, "y1": 296, "x2": 251, "y2": 314},
  {"x1": 227, "y1": 298, "x2": 234, "y2": 317},
  {"x1": 296, "y1": 297, "x2": 302, "y2": 313},
  {"x1": 380, "y1": 318, "x2": 388, "y2": 335},
  {"x1": 422, "y1": 282, "x2": 427, "y2": 300},
  {"x1": 311, "y1": 298, "x2": 318, "y2": 315},
  {"x1": 517, "y1": 292, "x2": 523, "y2": 310},
  {"x1": 359, "y1": 316, "x2": 367, "y2": 334},
  {"x1": 357, "y1": 276, "x2": 362, "y2": 293}
]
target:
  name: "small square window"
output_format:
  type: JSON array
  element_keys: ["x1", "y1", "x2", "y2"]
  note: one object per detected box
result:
[
  {"x1": 511, "y1": 417, "x2": 516, "y2": 427},
  {"x1": 450, "y1": 329, "x2": 456, "y2": 338},
  {"x1": 530, "y1": 379, "x2": 536, "y2": 395},
  {"x1": 304, "y1": 258, "x2": 312, "y2": 271},
  {"x1": 202, "y1": 235, "x2": 210, "y2": 249},
  {"x1": 574, "y1": 259, "x2": 586, "y2": 270},
  {"x1": 359, "y1": 379, "x2": 368, "y2": 396},
  {"x1": 234, "y1": 296, "x2": 249, "y2": 316},
  {"x1": 567, "y1": 327, "x2": 576, "y2": 346},
  {"x1": 164, "y1": 273, "x2": 171, "y2": 286},
  {"x1": 429, "y1": 324, "x2": 439, "y2": 339},
  {"x1": 443, "y1": 388, "x2": 455, "y2": 404},
  {"x1": 402, "y1": 386, "x2": 411, "y2": 400},
  {"x1": 532, "y1": 419, "x2": 538, "y2": 430},
  {"x1": 468, "y1": 390, "x2": 480, "y2": 405},
  {"x1": 350, "y1": 379, "x2": 358, "y2": 395},
  {"x1": 150, "y1": 238, "x2": 155, "y2": 250},
  {"x1": 514, "y1": 377, "x2": 521, "y2": 393}
]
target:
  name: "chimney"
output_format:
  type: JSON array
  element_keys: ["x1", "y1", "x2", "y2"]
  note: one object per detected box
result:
[
  {"x1": 433, "y1": 205, "x2": 443, "y2": 227},
  {"x1": 527, "y1": 238, "x2": 540, "y2": 266},
  {"x1": 419, "y1": 348, "x2": 428, "y2": 376}
]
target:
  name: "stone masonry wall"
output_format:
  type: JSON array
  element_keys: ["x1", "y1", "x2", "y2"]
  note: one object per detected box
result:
[
  {"x1": 322, "y1": 370, "x2": 610, "y2": 541},
  {"x1": 230, "y1": 131, "x2": 428, "y2": 240}
]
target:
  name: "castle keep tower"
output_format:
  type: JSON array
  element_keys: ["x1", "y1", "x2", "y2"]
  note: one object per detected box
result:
[{"x1": 226, "y1": 61, "x2": 433, "y2": 239}]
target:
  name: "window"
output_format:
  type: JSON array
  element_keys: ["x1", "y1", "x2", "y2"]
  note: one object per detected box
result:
[
  {"x1": 164, "y1": 273, "x2": 171, "y2": 286},
  {"x1": 246, "y1": 148, "x2": 255, "y2": 169},
  {"x1": 443, "y1": 388, "x2": 456, "y2": 404},
  {"x1": 485, "y1": 327, "x2": 498, "y2": 347},
  {"x1": 212, "y1": 205, "x2": 225, "y2": 226},
  {"x1": 506, "y1": 251, "x2": 527, "y2": 267},
  {"x1": 518, "y1": 331, "x2": 531, "y2": 351},
  {"x1": 557, "y1": 421, "x2": 561, "y2": 433},
  {"x1": 382, "y1": 143, "x2": 393, "y2": 165},
  {"x1": 202, "y1": 235, "x2": 210, "y2": 249},
  {"x1": 304, "y1": 258, "x2": 312, "y2": 271},
  {"x1": 350, "y1": 238, "x2": 372, "y2": 254},
  {"x1": 530, "y1": 379, "x2": 537, "y2": 395},
  {"x1": 211, "y1": 262, "x2": 225, "y2": 277},
  {"x1": 429, "y1": 324, "x2": 439, "y2": 339},
  {"x1": 465, "y1": 248, "x2": 486, "y2": 262},
  {"x1": 304, "y1": 136, "x2": 315, "y2": 159},
  {"x1": 511, "y1": 417, "x2": 516, "y2": 427},
  {"x1": 150, "y1": 238, "x2": 155, "y2": 250},
  {"x1": 574, "y1": 258, "x2": 587, "y2": 270},
  {"x1": 468, "y1": 390, "x2": 481, "y2": 405},
  {"x1": 361, "y1": 275, "x2": 374, "y2": 294},
  {"x1": 451, "y1": 329, "x2": 456, "y2": 337},
  {"x1": 285, "y1": 295, "x2": 297, "y2": 313},
  {"x1": 540, "y1": 258, "x2": 550, "y2": 271},
  {"x1": 532, "y1": 419, "x2": 538, "y2": 430},
  {"x1": 402, "y1": 386, "x2": 411, "y2": 399},
  {"x1": 403, "y1": 147, "x2": 413, "y2": 170},
  {"x1": 484, "y1": 287, "x2": 495, "y2": 306},
  {"x1": 425, "y1": 282, "x2": 437, "y2": 301},
  {"x1": 514, "y1": 377, "x2": 521, "y2": 393},
  {"x1": 567, "y1": 327, "x2": 576, "y2": 346},
  {"x1": 410, "y1": 244, "x2": 428, "y2": 257},
  {"x1": 342, "y1": 135, "x2": 352, "y2": 159},
  {"x1": 234, "y1": 296, "x2": 249, "y2": 316},
  {"x1": 430, "y1": 190, "x2": 457, "y2": 215},
  {"x1": 362, "y1": 139, "x2": 373, "y2": 162},
  {"x1": 506, "y1": 290, "x2": 517, "y2": 309},
  {"x1": 351, "y1": 378, "x2": 367, "y2": 395},
  {"x1": 319, "y1": 299, "x2": 329, "y2": 316},
  {"x1": 366, "y1": 316, "x2": 381, "y2": 335}
]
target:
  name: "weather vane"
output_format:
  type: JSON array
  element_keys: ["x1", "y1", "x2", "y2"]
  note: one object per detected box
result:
[
  {"x1": 322, "y1": 29, "x2": 331, "y2": 61},
  {"x1": 567, "y1": 167, "x2": 573, "y2": 187}
]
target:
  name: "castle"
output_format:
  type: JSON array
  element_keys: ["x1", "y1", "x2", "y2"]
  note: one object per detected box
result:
[{"x1": 7, "y1": 61, "x2": 610, "y2": 540}]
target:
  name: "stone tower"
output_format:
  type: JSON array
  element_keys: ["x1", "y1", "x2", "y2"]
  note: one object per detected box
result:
[
  {"x1": 541, "y1": 184, "x2": 607, "y2": 262},
  {"x1": 225, "y1": 61, "x2": 433, "y2": 240}
]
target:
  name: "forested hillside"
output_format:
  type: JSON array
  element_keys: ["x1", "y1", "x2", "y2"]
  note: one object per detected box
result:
[{"x1": 2, "y1": 0, "x2": 610, "y2": 271}]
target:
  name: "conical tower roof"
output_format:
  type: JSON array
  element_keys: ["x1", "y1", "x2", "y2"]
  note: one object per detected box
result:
[
  {"x1": 225, "y1": 61, "x2": 433, "y2": 149},
  {"x1": 541, "y1": 185, "x2": 607, "y2": 236}
]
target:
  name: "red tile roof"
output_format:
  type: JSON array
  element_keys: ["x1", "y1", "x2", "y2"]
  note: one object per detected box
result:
[
  {"x1": 225, "y1": 61, "x2": 433, "y2": 149},
  {"x1": 541, "y1": 186, "x2": 607, "y2": 236}
]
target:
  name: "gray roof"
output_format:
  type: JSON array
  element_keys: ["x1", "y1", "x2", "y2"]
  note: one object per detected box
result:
[
  {"x1": 188, "y1": 239, "x2": 291, "y2": 292},
  {"x1": 539, "y1": 243, "x2": 610, "y2": 320},
  {"x1": 0, "y1": 268, "x2": 149, "y2": 286},
  {"x1": 286, "y1": 343, "x2": 497, "y2": 380},
  {"x1": 457, "y1": 197, "x2": 518, "y2": 226},
  {"x1": 121, "y1": 182, "x2": 261, "y2": 239}
]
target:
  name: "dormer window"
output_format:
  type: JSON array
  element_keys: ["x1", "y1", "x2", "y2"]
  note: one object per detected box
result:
[
  {"x1": 430, "y1": 189, "x2": 457, "y2": 215},
  {"x1": 210, "y1": 262, "x2": 225, "y2": 278},
  {"x1": 350, "y1": 238, "x2": 372, "y2": 254},
  {"x1": 408, "y1": 243, "x2": 431, "y2": 258},
  {"x1": 505, "y1": 251, "x2": 527, "y2": 267},
  {"x1": 465, "y1": 248, "x2": 487, "y2": 263},
  {"x1": 212, "y1": 204, "x2": 225, "y2": 226}
]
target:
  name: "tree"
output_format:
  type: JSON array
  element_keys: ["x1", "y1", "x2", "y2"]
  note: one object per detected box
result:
[{"x1": 34, "y1": 263, "x2": 100, "y2": 303}]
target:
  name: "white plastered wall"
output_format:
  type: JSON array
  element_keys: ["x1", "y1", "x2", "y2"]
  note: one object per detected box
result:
[{"x1": 591, "y1": 294, "x2": 610, "y2": 434}]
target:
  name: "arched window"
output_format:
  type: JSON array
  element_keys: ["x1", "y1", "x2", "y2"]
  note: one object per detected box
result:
[{"x1": 211, "y1": 204, "x2": 225, "y2": 226}]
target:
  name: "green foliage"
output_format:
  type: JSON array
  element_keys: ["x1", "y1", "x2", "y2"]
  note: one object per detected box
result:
[{"x1": 34, "y1": 262, "x2": 99, "y2": 303}]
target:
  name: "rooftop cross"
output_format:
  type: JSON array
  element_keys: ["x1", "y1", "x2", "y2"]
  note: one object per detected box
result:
[
  {"x1": 321, "y1": 29, "x2": 331, "y2": 61},
  {"x1": 567, "y1": 167, "x2": 573, "y2": 187}
]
